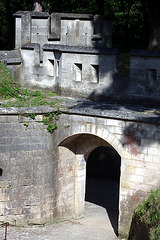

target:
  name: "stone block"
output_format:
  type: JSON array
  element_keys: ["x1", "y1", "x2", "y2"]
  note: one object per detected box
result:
[
  {"x1": 0, "y1": 116, "x2": 18, "y2": 123},
  {"x1": 148, "y1": 147, "x2": 160, "y2": 155},
  {"x1": 152, "y1": 155, "x2": 160, "y2": 163},
  {"x1": 144, "y1": 154, "x2": 152, "y2": 162}
]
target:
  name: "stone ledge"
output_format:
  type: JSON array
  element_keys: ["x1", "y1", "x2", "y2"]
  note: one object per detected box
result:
[
  {"x1": 130, "y1": 49, "x2": 160, "y2": 57},
  {"x1": 0, "y1": 50, "x2": 22, "y2": 64},
  {"x1": 21, "y1": 43, "x2": 40, "y2": 50},
  {"x1": 13, "y1": 11, "x2": 49, "y2": 19},
  {"x1": 0, "y1": 97, "x2": 160, "y2": 124},
  {"x1": 42, "y1": 44, "x2": 118, "y2": 55}
]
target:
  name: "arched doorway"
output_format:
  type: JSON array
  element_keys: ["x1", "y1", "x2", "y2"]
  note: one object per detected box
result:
[
  {"x1": 85, "y1": 146, "x2": 121, "y2": 235},
  {"x1": 57, "y1": 132, "x2": 122, "y2": 234}
]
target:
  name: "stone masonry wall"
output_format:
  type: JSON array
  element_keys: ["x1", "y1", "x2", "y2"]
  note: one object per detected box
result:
[
  {"x1": 0, "y1": 114, "x2": 57, "y2": 226},
  {"x1": 129, "y1": 49, "x2": 160, "y2": 105},
  {"x1": 1, "y1": 105, "x2": 160, "y2": 238}
]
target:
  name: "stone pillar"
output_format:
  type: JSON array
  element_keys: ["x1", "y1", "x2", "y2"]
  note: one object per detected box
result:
[{"x1": 21, "y1": 12, "x2": 31, "y2": 46}]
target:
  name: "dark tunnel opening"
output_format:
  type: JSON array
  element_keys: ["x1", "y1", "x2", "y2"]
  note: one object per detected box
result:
[
  {"x1": 85, "y1": 146, "x2": 121, "y2": 236},
  {"x1": 0, "y1": 168, "x2": 3, "y2": 176}
]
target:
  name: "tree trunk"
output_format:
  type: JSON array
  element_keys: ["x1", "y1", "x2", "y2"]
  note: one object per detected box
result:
[{"x1": 34, "y1": 0, "x2": 42, "y2": 12}]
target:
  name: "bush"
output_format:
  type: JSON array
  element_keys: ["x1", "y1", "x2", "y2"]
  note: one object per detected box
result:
[
  {"x1": 133, "y1": 189, "x2": 160, "y2": 240},
  {"x1": 0, "y1": 61, "x2": 21, "y2": 99}
]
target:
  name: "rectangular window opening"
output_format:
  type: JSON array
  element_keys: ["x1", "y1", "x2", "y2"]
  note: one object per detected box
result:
[
  {"x1": 91, "y1": 64, "x2": 99, "y2": 83},
  {"x1": 74, "y1": 63, "x2": 82, "y2": 82},
  {"x1": 56, "y1": 61, "x2": 59, "y2": 77},
  {"x1": 48, "y1": 59, "x2": 54, "y2": 77},
  {"x1": 147, "y1": 68, "x2": 157, "y2": 89}
]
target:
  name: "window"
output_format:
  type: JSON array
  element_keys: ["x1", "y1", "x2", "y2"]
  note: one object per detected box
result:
[
  {"x1": 91, "y1": 64, "x2": 99, "y2": 83},
  {"x1": 0, "y1": 168, "x2": 3, "y2": 176},
  {"x1": 48, "y1": 59, "x2": 54, "y2": 76},
  {"x1": 147, "y1": 68, "x2": 157, "y2": 89},
  {"x1": 56, "y1": 61, "x2": 59, "y2": 77},
  {"x1": 74, "y1": 63, "x2": 82, "y2": 82}
]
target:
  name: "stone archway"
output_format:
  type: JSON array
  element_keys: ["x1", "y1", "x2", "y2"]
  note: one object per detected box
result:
[{"x1": 57, "y1": 130, "x2": 124, "y2": 231}]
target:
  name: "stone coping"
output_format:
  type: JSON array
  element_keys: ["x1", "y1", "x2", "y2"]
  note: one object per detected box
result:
[
  {"x1": 13, "y1": 11, "x2": 111, "y2": 20},
  {"x1": 0, "y1": 97, "x2": 160, "y2": 124},
  {"x1": 51, "y1": 12, "x2": 93, "y2": 20},
  {"x1": 13, "y1": 11, "x2": 49, "y2": 18},
  {"x1": 0, "y1": 50, "x2": 22, "y2": 64},
  {"x1": 129, "y1": 49, "x2": 160, "y2": 57},
  {"x1": 21, "y1": 43, "x2": 40, "y2": 50},
  {"x1": 42, "y1": 44, "x2": 119, "y2": 55}
]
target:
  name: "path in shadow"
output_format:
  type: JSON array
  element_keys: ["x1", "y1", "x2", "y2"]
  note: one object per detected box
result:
[{"x1": 85, "y1": 146, "x2": 121, "y2": 236}]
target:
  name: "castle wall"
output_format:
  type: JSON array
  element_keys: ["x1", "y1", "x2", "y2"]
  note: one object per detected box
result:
[
  {"x1": 0, "y1": 106, "x2": 160, "y2": 237},
  {"x1": 1, "y1": 12, "x2": 160, "y2": 105},
  {"x1": 129, "y1": 49, "x2": 160, "y2": 104},
  {"x1": 0, "y1": 114, "x2": 57, "y2": 226},
  {"x1": 14, "y1": 12, "x2": 112, "y2": 49}
]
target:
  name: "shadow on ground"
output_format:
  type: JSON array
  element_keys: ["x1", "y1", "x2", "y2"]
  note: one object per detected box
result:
[
  {"x1": 85, "y1": 146, "x2": 121, "y2": 236},
  {"x1": 85, "y1": 177, "x2": 120, "y2": 236}
]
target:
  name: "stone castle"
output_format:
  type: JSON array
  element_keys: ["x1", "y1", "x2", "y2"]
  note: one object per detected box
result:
[
  {"x1": 0, "y1": 11, "x2": 160, "y2": 238},
  {"x1": 1, "y1": 11, "x2": 160, "y2": 104}
]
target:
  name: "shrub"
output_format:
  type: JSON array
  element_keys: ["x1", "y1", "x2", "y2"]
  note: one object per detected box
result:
[{"x1": 137, "y1": 189, "x2": 160, "y2": 240}]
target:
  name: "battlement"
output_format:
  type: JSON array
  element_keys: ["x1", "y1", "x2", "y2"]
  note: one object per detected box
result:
[{"x1": 14, "y1": 11, "x2": 112, "y2": 49}]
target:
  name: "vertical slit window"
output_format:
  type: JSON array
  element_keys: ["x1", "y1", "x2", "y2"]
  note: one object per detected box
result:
[
  {"x1": 74, "y1": 63, "x2": 82, "y2": 82},
  {"x1": 48, "y1": 59, "x2": 54, "y2": 77},
  {"x1": 91, "y1": 65, "x2": 99, "y2": 83},
  {"x1": 147, "y1": 69, "x2": 157, "y2": 89},
  {"x1": 56, "y1": 61, "x2": 59, "y2": 77}
]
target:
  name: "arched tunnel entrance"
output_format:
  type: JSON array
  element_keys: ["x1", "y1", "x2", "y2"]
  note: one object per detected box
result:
[
  {"x1": 58, "y1": 132, "x2": 122, "y2": 236},
  {"x1": 85, "y1": 146, "x2": 121, "y2": 235}
]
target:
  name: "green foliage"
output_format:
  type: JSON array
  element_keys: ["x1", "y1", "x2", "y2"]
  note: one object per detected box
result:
[
  {"x1": 21, "y1": 89, "x2": 42, "y2": 97},
  {"x1": 7, "y1": 182, "x2": 12, "y2": 189},
  {"x1": 0, "y1": 61, "x2": 60, "y2": 108},
  {"x1": 46, "y1": 122, "x2": 58, "y2": 132},
  {"x1": 0, "y1": 0, "x2": 152, "y2": 50},
  {"x1": 137, "y1": 189, "x2": 160, "y2": 240},
  {"x1": 24, "y1": 113, "x2": 37, "y2": 120},
  {"x1": 24, "y1": 122, "x2": 29, "y2": 127},
  {"x1": 0, "y1": 61, "x2": 20, "y2": 99},
  {"x1": 42, "y1": 110, "x2": 61, "y2": 133},
  {"x1": 0, "y1": 61, "x2": 62, "y2": 133}
]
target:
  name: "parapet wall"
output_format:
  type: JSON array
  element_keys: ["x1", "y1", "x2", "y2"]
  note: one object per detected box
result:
[{"x1": 13, "y1": 11, "x2": 112, "y2": 49}]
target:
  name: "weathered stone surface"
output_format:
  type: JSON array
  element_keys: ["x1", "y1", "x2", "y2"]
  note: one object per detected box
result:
[{"x1": 0, "y1": 100, "x2": 160, "y2": 237}]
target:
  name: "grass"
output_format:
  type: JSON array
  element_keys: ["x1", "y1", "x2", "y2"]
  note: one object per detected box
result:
[
  {"x1": 137, "y1": 189, "x2": 160, "y2": 240},
  {"x1": 0, "y1": 61, "x2": 59, "y2": 108},
  {"x1": 0, "y1": 61, "x2": 63, "y2": 132}
]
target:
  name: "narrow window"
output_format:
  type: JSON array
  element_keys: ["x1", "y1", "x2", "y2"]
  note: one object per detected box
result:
[
  {"x1": 56, "y1": 61, "x2": 59, "y2": 77},
  {"x1": 91, "y1": 64, "x2": 99, "y2": 83},
  {"x1": 74, "y1": 63, "x2": 82, "y2": 82},
  {"x1": 48, "y1": 59, "x2": 54, "y2": 76},
  {"x1": 147, "y1": 69, "x2": 157, "y2": 89},
  {"x1": 0, "y1": 168, "x2": 3, "y2": 176}
]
